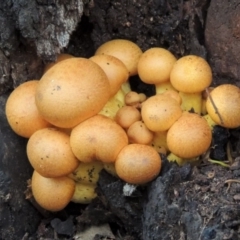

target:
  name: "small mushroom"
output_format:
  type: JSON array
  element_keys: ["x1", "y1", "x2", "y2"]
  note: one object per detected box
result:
[
  {"x1": 115, "y1": 144, "x2": 162, "y2": 184},
  {"x1": 31, "y1": 170, "x2": 75, "y2": 212},
  {"x1": 141, "y1": 94, "x2": 182, "y2": 132},
  {"x1": 206, "y1": 84, "x2": 240, "y2": 128},
  {"x1": 115, "y1": 105, "x2": 141, "y2": 129},
  {"x1": 170, "y1": 55, "x2": 212, "y2": 114},
  {"x1": 27, "y1": 128, "x2": 79, "y2": 178},
  {"x1": 167, "y1": 112, "x2": 212, "y2": 158},
  {"x1": 124, "y1": 91, "x2": 141, "y2": 107},
  {"x1": 138, "y1": 93, "x2": 147, "y2": 103},
  {"x1": 127, "y1": 120, "x2": 154, "y2": 145}
]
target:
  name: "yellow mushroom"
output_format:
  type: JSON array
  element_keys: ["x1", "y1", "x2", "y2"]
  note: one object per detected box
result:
[
  {"x1": 170, "y1": 55, "x2": 212, "y2": 114},
  {"x1": 167, "y1": 112, "x2": 212, "y2": 159}
]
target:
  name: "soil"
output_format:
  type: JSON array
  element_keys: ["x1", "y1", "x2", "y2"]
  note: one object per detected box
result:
[{"x1": 1, "y1": 0, "x2": 240, "y2": 240}]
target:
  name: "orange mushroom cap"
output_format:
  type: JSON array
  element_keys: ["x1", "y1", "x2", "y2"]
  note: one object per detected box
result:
[
  {"x1": 124, "y1": 91, "x2": 141, "y2": 107},
  {"x1": 115, "y1": 144, "x2": 161, "y2": 185},
  {"x1": 170, "y1": 55, "x2": 212, "y2": 93},
  {"x1": 167, "y1": 112, "x2": 212, "y2": 158},
  {"x1": 115, "y1": 105, "x2": 141, "y2": 129},
  {"x1": 206, "y1": 84, "x2": 240, "y2": 128},
  {"x1": 27, "y1": 128, "x2": 79, "y2": 178},
  {"x1": 95, "y1": 39, "x2": 143, "y2": 76},
  {"x1": 70, "y1": 115, "x2": 128, "y2": 163},
  {"x1": 35, "y1": 58, "x2": 111, "y2": 128},
  {"x1": 138, "y1": 47, "x2": 177, "y2": 84},
  {"x1": 127, "y1": 120, "x2": 154, "y2": 145},
  {"x1": 5, "y1": 80, "x2": 52, "y2": 138},
  {"x1": 31, "y1": 171, "x2": 75, "y2": 212}
]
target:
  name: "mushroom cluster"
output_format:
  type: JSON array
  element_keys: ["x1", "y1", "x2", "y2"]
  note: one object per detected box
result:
[{"x1": 5, "y1": 38, "x2": 240, "y2": 211}]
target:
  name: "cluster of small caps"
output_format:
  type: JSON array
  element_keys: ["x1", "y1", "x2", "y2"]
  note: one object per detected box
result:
[{"x1": 5, "y1": 39, "x2": 240, "y2": 212}]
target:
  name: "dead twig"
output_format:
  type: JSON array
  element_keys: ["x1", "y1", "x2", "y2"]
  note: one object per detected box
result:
[
  {"x1": 224, "y1": 179, "x2": 240, "y2": 192},
  {"x1": 205, "y1": 87, "x2": 224, "y2": 125},
  {"x1": 226, "y1": 141, "x2": 233, "y2": 165}
]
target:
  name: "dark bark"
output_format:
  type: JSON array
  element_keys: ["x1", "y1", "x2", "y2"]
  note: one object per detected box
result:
[
  {"x1": 88, "y1": 0, "x2": 210, "y2": 58},
  {"x1": 205, "y1": 0, "x2": 240, "y2": 86},
  {"x1": 0, "y1": 0, "x2": 84, "y2": 94},
  {"x1": 0, "y1": 94, "x2": 41, "y2": 239}
]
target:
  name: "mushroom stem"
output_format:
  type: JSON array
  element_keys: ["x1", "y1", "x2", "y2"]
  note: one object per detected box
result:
[
  {"x1": 203, "y1": 114, "x2": 217, "y2": 130},
  {"x1": 99, "y1": 88, "x2": 126, "y2": 119},
  {"x1": 179, "y1": 92, "x2": 202, "y2": 114},
  {"x1": 155, "y1": 81, "x2": 176, "y2": 94},
  {"x1": 151, "y1": 131, "x2": 168, "y2": 153},
  {"x1": 167, "y1": 152, "x2": 198, "y2": 166}
]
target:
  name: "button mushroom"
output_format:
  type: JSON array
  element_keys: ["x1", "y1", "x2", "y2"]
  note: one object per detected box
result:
[
  {"x1": 170, "y1": 55, "x2": 212, "y2": 114},
  {"x1": 127, "y1": 120, "x2": 154, "y2": 145},
  {"x1": 27, "y1": 128, "x2": 79, "y2": 178},
  {"x1": 137, "y1": 47, "x2": 177, "y2": 84},
  {"x1": 115, "y1": 144, "x2": 162, "y2": 185},
  {"x1": 167, "y1": 112, "x2": 212, "y2": 158},
  {"x1": 115, "y1": 105, "x2": 141, "y2": 129},
  {"x1": 206, "y1": 84, "x2": 240, "y2": 128},
  {"x1": 141, "y1": 94, "x2": 182, "y2": 132}
]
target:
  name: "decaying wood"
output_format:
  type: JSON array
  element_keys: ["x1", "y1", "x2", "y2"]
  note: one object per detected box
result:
[
  {"x1": 1, "y1": 0, "x2": 240, "y2": 239},
  {"x1": 0, "y1": 0, "x2": 84, "y2": 94},
  {"x1": 205, "y1": 0, "x2": 240, "y2": 86}
]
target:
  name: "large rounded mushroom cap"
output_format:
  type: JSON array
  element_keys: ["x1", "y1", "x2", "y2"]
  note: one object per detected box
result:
[
  {"x1": 35, "y1": 58, "x2": 111, "y2": 128},
  {"x1": 127, "y1": 120, "x2": 154, "y2": 145},
  {"x1": 115, "y1": 105, "x2": 141, "y2": 129},
  {"x1": 206, "y1": 84, "x2": 240, "y2": 128},
  {"x1": 170, "y1": 55, "x2": 212, "y2": 93},
  {"x1": 167, "y1": 112, "x2": 212, "y2": 158}
]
